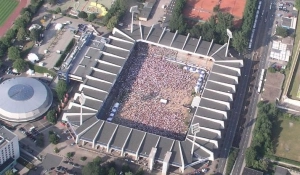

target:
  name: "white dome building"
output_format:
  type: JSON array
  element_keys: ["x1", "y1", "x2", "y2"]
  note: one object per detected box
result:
[{"x1": 0, "y1": 77, "x2": 53, "y2": 122}]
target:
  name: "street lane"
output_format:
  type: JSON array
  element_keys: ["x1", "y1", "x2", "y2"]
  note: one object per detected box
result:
[{"x1": 231, "y1": 0, "x2": 276, "y2": 174}]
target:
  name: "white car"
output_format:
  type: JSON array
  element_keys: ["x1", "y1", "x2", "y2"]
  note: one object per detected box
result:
[{"x1": 67, "y1": 136, "x2": 72, "y2": 140}]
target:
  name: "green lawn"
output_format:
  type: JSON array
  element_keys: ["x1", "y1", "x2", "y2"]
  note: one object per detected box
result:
[
  {"x1": 0, "y1": 0, "x2": 19, "y2": 26},
  {"x1": 287, "y1": 12, "x2": 300, "y2": 99},
  {"x1": 272, "y1": 117, "x2": 300, "y2": 162}
]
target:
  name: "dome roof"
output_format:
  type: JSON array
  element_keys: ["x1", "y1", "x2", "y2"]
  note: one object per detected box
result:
[{"x1": 0, "y1": 77, "x2": 53, "y2": 122}]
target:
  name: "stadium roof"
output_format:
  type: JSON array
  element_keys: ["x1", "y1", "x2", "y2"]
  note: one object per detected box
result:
[
  {"x1": 62, "y1": 25, "x2": 244, "y2": 170},
  {"x1": 0, "y1": 77, "x2": 53, "y2": 122}
]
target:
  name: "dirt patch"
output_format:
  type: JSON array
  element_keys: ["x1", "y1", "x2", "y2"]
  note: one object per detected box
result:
[{"x1": 262, "y1": 72, "x2": 284, "y2": 102}]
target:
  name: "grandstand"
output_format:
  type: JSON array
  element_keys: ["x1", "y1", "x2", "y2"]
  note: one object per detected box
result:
[{"x1": 61, "y1": 24, "x2": 243, "y2": 174}]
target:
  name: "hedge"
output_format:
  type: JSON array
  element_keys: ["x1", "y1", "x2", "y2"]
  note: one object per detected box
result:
[
  {"x1": 226, "y1": 148, "x2": 239, "y2": 175},
  {"x1": 27, "y1": 62, "x2": 56, "y2": 76},
  {"x1": 54, "y1": 38, "x2": 75, "y2": 67},
  {"x1": 265, "y1": 155, "x2": 300, "y2": 167}
]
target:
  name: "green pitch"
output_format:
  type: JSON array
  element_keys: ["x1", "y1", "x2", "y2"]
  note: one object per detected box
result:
[{"x1": 0, "y1": 0, "x2": 19, "y2": 26}]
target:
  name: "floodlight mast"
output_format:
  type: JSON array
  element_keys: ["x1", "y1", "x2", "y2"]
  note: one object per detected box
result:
[
  {"x1": 79, "y1": 92, "x2": 86, "y2": 125},
  {"x1": 130, "y1": 6, "x2": 138, "y2": 33},
  {"x1": 191, "y1": 123, "x2": 200, "y2": 155},
  {"x1": 225, "y1": 29, "x2": 233, "y2": 57}
]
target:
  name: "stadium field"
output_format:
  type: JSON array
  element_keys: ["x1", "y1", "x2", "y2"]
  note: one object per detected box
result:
[{"x1": 0, "y1": 0, "x2": 19, "y2": 26}]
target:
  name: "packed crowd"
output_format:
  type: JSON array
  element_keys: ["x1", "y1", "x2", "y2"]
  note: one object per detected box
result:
[{"x1": 115, "y1": 43, "x2": 198, "y2": 140}]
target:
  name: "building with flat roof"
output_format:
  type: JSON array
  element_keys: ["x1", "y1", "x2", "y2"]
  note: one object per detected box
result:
[
  {"x1": 242, "y1": 167, "x2": 264, "y2": 175},
  {"x1": 139, "y1": 0, "x2": 157, "y2": 21},
  {"x1": 0, "y1": 77, "x2": 53, "y2": 122},
  {"x1": 0, "y1": 126, "x2": 20, "y2": 174},
  {"x1": 275, "y1": 166, "x2": 289, "y2": 175},
  {"x1": 61, "y1": 24, "x2": 243, "y2": 174}
]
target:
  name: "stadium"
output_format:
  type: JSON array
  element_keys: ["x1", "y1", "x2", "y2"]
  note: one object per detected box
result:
[
  {"x1": 0, "y1": 77, "x2": 53, "y2": 122},
  {"x1": 61, "y1": 24, "x2": 243, "y2": 174}
]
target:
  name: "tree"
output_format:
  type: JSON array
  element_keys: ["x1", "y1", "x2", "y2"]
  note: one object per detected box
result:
[
  {"x1": 48, "y1": 0, "x2": 57, "y2": 5},
  {"x1": 245, "y1": 146, "x2": 257, "y2": 167},
  {"x1": 82, "y1": 161, "x2": 101, "y2": 175},
  {"x1": 30, "y1": 28, "x2": 41, "y2": 41},
  {"x1": 78, "y1": 11, "x2": 88, "y2": 19},
  {"x1": 13, "y1": 59, "x2": 27, "y2": 72},
  {"x1": 66, "y1": 152, "x2": 73, "y2": 159},
  {"x1": 0, "y1": 41, "x2": 8, "y2": 57},
  {"x1": 125, "y1": 172, "x2": 133, "y2": 175},
  {"x1": 56, "y1": 7, "x2": 61, "y2": 13},
  {"x1": 15, "y1": 17, "x2": 27, "y2": 28},
  {"x1": 5, "y1": 170, "x2": 14, "y2": 175},
  {"x1": 276, "y1": 27, "x2": 288, "y2": 37},
  {"x1": 108, "y1": 167, "x2": 117, "y2": 175},
  {"x1": 22, "y1": 11, "x2": 32, "y2": 23},
  {"x1": 107, "y1": 16, "x2": 118, "y2": 30},
  {"x1": 6, "y1": 29, "x2": 17, "y2": 40},
  {"x1": 122, "y1": 164, "x2": 131, "y2": 173},
  {"x1": 88, "y1": 13, "x2": 97, "y2": 22},
  {"x1": 296, "y1": 0, "x2": 300, "y2": 10},
  {"x1": 8, "y1": 46, "x2": 21, "y2": 60},
  {"x1": 31, "y1": 0, "x2": 39, "y2": 4},
  {"x1": 49, "y1": 133, "x2": 59, "y2": 144},
  {"x1": 81, "y1": 156, "x2": 87, "y2": 161},
  {"x1": 54, "y1": 147, "x2": 59, "y2": 153},
  {"x1": 232, "y1": 31, "x2": 248, "y2": 54},
  {"x1": 46, "y1": 109, "x2": 57, "y2": 124},
  {"x1": 56, "y1": 80, "x2": 67, "y2": 100},
  {"x1": 213, "y1": 5, "x2": 220, "y2": 13},
  {"x1": 17, "y1": 27, "x2": 27, "y2": 41},
  {"x1": 135, "y1": 168, "x2": 144, "y2": 175}
]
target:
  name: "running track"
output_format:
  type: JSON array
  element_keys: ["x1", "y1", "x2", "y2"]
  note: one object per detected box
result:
[{"x1": 0, "y1": 0, "x2": 28, "y2": 37}]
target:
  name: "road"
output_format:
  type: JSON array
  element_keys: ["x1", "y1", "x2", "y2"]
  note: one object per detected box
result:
[{"x1": 230, "y1": 0, "x2": 276, "y2": 174}]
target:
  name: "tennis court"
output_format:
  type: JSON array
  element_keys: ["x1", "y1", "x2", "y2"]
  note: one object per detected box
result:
[
  {"x1": 0, "y1": 0, "x2": 19, "y2": 26},
  {"x1": 184, "y1": 0, "x2": 246, "y2": 21}
]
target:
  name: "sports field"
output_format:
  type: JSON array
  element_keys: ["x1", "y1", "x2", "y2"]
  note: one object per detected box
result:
[
  {"x1": 272, "y1": 117, "x2": 300, "y2": 161},
  {"x1": 0, "y1": 0, "x2": 19, "y2": 26}
]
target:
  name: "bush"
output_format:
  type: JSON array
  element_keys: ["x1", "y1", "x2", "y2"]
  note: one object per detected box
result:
[
  {"x1": 268, "y1": 67, "x2": 276, "y2": 73},
  {"x1": 226, "y1": 148, "x2": 239, "y2": 175},
  {"x1": 27, "y1": 62, "x2": 56, "y2": 76},
  {"x1": 54, "y1": 38, "x2": 75, "y2": 67},
  {"x1": 81, "y1": 156, "x2": 87, "y2": 161}
]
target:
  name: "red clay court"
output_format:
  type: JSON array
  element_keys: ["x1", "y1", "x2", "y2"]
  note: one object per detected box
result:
[
  {"x1": 184, "y1": 0, "x2": 246, "y2": 21},
  {"x1": 0, "y1": 0, "x2": 28, "y2": 37}
]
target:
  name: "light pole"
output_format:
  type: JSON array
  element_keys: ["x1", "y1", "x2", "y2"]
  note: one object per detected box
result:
[
  {"x1": 226, "y1": 29, "x2": 233, "y2": 57},
  {"x1": 130, "y1": 6, "x2": 138, "y2": 33}
]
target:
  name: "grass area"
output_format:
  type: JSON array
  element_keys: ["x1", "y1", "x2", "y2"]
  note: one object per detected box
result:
[
  {"x1": 0, "y1": 0, "x2": 19, "y2": 26},
  {"x1": 287, "y1": 12, "x2": 300, "y2": 99},
  {"x1": 272, "y1": 117, "x2": 300, "y2": 162}
]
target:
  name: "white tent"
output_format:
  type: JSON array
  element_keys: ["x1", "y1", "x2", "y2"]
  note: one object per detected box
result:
[
  {"x1": 26, "y1": 69, "x2": 35, "y2": 75},
  {"x1": 55, "y1": 23, "x2": 63, "y2": 30},
  {"x1": 27, "y1": 53, "x2": 39, "y2": 63}
]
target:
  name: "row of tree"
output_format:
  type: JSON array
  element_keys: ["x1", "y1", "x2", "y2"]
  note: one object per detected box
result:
[
  {"x1": 102, "y1": 0, "x2": 127, "y2": 30},
  {"x1": 82, "y1": 157, "x2": 144, "y2": 175},
  {"x1": 169, "y1": 0, "x2": 187, "y2": 34},
  {"x1": 189, "y1": 12, "x2": 234, "y2": 44},
  {"x1": 0, "y1": 0, "x2": 44, "y2": 72},
  {"x1": 245, "y1": 102, "x2": 278, "y2": 171},
  {"x1": 232, "y1": 0, "x2": 258, "y2": 53}
]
